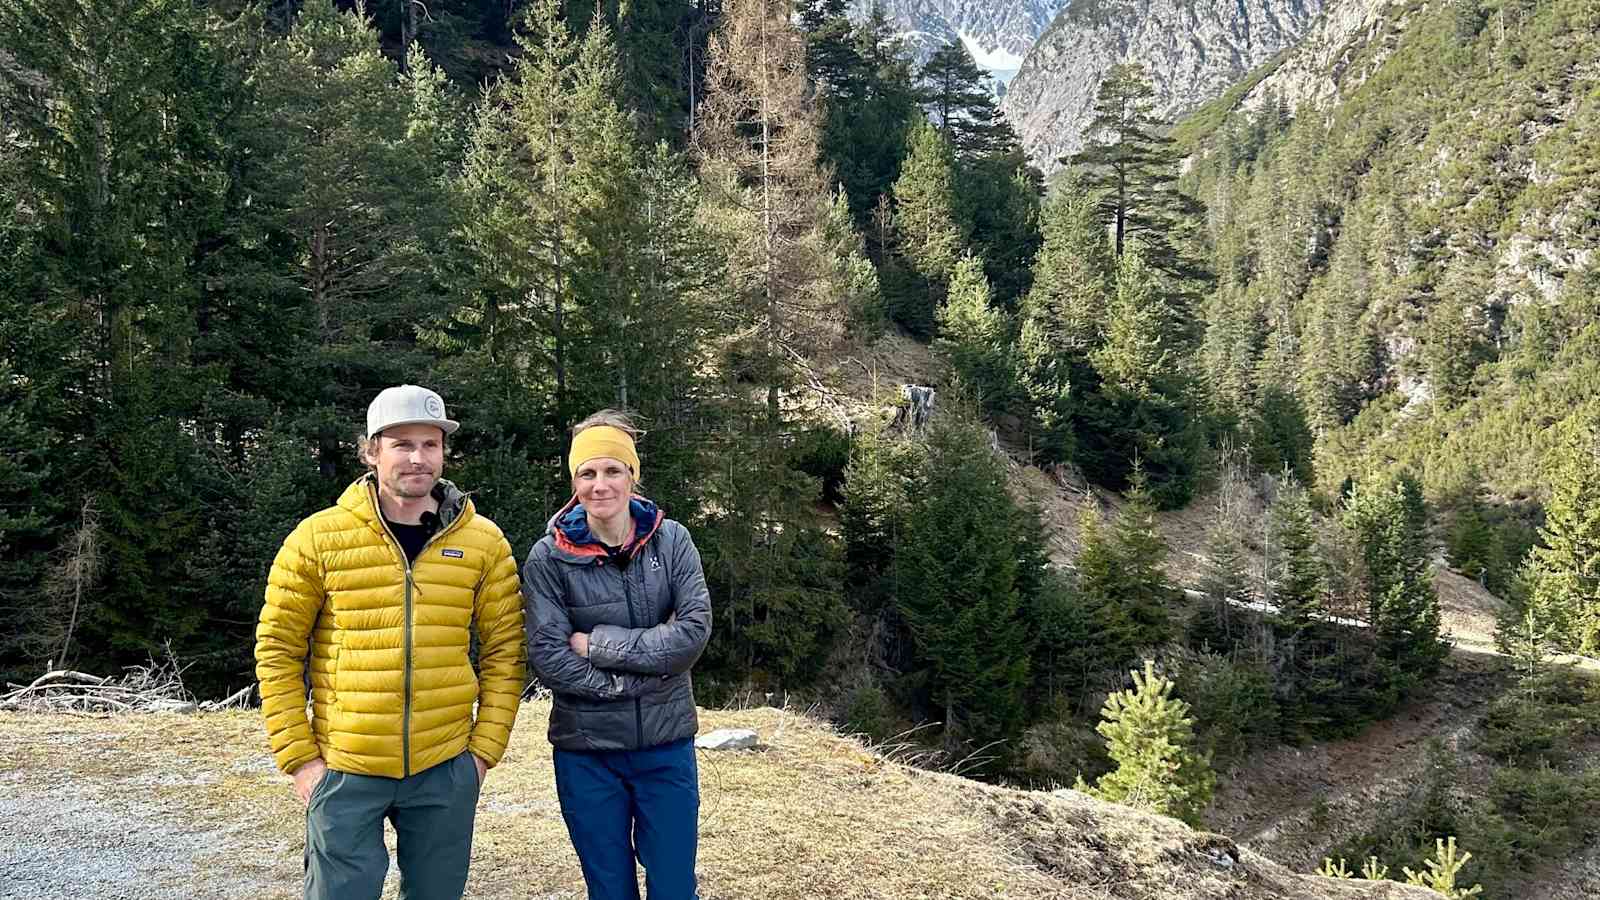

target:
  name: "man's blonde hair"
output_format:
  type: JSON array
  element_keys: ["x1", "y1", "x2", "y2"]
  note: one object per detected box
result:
[{"x1": 355, "y1": 430, "x2": 446, "y2": 471}]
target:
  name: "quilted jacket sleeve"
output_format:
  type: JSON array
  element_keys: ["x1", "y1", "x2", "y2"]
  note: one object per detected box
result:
[
  {"x1": 255, "y1": 519, "x2": 325, "y2": 775},
  {"x1": 469, "y1": 531, "x2": 526, "y2": 767},
  {"x1": 522, "y1": 541, "x2": 650, "y2": 701},
  {"x1": 588, "y1": 522, "x2": 712, "y2": 676}
]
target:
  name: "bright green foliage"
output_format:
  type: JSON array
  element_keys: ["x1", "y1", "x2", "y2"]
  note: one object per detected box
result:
[
  {"x1": 1016, "y1": 180, "x2": 1116, "y2": 463},
  {"x1": 1403, "y1": 838, "x2": 1484, "y2": 899},
  {"x1": 1317, "y1": 858, "x2": 1353, "y2": 879},
  {"x1": 1361, "y1": 857, "x2": 1390, "y2": 881},
  {"x1": 1088, "y1": 660, "x2": 1216, "y2": 826},
  {"x1": 821, "y1": 187, "x2": 886, "y2": 339},
  {"x1": 934, "y1": 255, "x2": 1013, "y2": 414},
  {"x1": 895, "y1": 410, "x2": 1035, "y2": 751},
  {"x1": 1514, "y1": 408, "x2": 1600, "y2": 653},
  {"x1": 888, "y1": 119, "x2": 968, "y2": 335}
]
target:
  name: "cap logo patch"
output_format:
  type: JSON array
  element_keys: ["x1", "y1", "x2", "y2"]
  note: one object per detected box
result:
[
  {"x1": 424, "y1": 395, "x2": 444, "y2": 417},
  {"x1": 441, "y1": 548, "x2": 465, "y2": 558}
]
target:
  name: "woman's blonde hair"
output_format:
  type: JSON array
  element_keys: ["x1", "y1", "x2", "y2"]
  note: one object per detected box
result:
[{"x1": 572, "y1": 409, "x2": 642, "y2": 440}]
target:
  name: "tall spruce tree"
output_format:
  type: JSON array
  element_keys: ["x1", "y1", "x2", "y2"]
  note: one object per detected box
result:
[
  {"x1": 934, "y1": 254, "x2": 1012, "y2": 414},
  {"x1": 1515, "y1": 408, "x2": 1600, "y2": 653},
  {"x1": 237, "y1": 0, "x2": 448, "y2": 476},
  {"x1": 1082, "y1": 248, "x2": 1207, "y2": 507},
  {"x1": 896, "y1": 408, "x2": 1034, "y2": 751},
  {"x1": 1016, "y1": 180, "x2": 1115, "y2": 463},
  {"x1": 0, "y1": 0, "x2": 242, "y2": 681},
  {"x1": 888, "y1": 118, "x2": 967, "y2": 335},
  {"x1": 1344, "y1": 472, "x2": 1447, "y2": 683}
]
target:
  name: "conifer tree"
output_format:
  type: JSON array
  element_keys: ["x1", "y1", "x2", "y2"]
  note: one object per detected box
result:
[
  {"x1": 800, "y1": 0, "x2": 917, "y2": 225},
  {"x1": 1345, "y1": 472, "x2": 1447, "y2": 682},
  {"x1": 934, "y1": 254, "x2": 1012, "y2": 414},
  {"x1": 916, "y1": 42, "x2": 1017, "y2": 160},
  {"x1": 1066, "y1": 63, "x2": 1206, "y2": 287},
  {"x1": 1016, "y1": 180, "x2": 1115, "y2": 463},
  {"x1": 1088, "y1": 660, "x2": 1216, "y2": 826},
  {"x1": 888, "y1": 118, "x2": 967, "y2": 335},
  {"x1": 961, "y1": 154, "x2": 1042, "y2": 309},
  {"x1": 1516, "y1": 408, "x2": 1600, "y2": 652},
  {"x1": 695, "y1": 0, "x2": 849, "y2": 416},
  {"x1": 896, "y1": 409, "x2": 1034, "y2": 750},
  {"x1": 1269, "y1": 472, "x2": 1324, "y2": 654},
  {"x1": 1194, "y1": 449, "x2": 1254, "y2": 646},
  {"x1": 1074, "y1": 472, "x2": 1177, "y2": 658},
  {"x1": 1081, "y1": 248, "x2": 1207, "y2": 506}
]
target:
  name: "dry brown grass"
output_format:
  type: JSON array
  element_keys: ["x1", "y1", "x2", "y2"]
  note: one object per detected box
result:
[{"x1": 1, "y1": 700, "x2": 1438, "y2": 899}]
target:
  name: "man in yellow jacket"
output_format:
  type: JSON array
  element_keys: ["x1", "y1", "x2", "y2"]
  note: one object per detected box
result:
[{"x1": 255, "y1": 384, "x2": 525, "y2": 900}]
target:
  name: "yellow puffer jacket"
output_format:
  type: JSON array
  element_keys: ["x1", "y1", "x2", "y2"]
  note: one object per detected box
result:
[{"x1": 255, "y1": 475, "x2": 525, "y2": 779}]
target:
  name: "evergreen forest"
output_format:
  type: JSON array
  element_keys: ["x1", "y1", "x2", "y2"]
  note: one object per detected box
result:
[{"x1": 3, "y1": 5, "x2": 1599, "y2": 882}]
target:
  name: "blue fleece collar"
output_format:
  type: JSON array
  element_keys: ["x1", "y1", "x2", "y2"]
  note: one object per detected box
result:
[{"x1": 557, "y1": 496, "x2": 660, "y2": 549}]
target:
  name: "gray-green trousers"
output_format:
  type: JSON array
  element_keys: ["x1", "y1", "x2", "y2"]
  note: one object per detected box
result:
[{"x1": 304, "y1": 751, "x2": 482, "y2": 900}]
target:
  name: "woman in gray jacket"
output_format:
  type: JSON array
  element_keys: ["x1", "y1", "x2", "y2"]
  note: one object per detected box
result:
[{"x1": 522, "y1": 410, "x2": 712, "y2": 900}]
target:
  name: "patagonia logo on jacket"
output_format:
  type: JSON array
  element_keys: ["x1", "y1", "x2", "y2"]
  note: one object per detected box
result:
[{"x1": 441, "y1": 548, "x2": 465, "y2": 558}]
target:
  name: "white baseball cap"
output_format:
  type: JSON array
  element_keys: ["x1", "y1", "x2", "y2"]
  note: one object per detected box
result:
[{"x1": 366, "y1": 385, "x2": 460, "y2": 438}]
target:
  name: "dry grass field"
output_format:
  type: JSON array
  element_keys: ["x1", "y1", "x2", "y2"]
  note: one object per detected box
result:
[{"x1": 0, "y1": 700, "x2": 1437, "y2": 900}]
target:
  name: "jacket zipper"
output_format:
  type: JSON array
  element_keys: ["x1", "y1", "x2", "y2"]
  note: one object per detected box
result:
[
  {"x1": 618, "y1": 558, "x2": 644, "y2": 749},
  {"x1": 371, "y1": 483, "x2": 468, "y2": 778}
]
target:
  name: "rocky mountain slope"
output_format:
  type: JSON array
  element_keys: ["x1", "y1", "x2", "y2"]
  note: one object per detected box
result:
[
  {"x1": 848, "y1": 0, "x2": 1065, "y2": 82},
  {"x1": 0, "y1": 703, "x2": 1437, "y2": 899},
  {"x1": 1001, "y1": 0, "x2": 1326, "y2": 171}
]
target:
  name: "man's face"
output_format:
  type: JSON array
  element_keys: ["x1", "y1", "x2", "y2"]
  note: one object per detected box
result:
[{"x1": 368, "y1": 424, "x2": 445, "y2": 502}]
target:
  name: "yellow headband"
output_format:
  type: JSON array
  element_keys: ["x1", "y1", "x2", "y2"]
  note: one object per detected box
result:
[{"x1": 568, "y1": 426, "x2": 640, "y2": 482}]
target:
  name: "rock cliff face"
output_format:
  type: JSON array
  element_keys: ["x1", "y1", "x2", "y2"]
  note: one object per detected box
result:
[
  {"x1": 848, "y1": 0, "x2": 1065, "y2": 81},
  {"x1": 1001, "y1": 0, "x2": 1326, "y2": 172},
  {"x1": 1232, "y1": 0, "x2": 1406, "y2": 114}
]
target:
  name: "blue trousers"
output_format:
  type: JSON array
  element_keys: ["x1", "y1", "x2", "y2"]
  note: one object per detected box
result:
[{"x1": 552, "y1": 738, "x2": 700, "y2": 900}]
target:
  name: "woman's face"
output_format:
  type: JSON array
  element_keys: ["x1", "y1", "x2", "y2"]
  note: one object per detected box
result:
[{"x1": 574, "y1": 456, "x2": 633, "y2": 521}]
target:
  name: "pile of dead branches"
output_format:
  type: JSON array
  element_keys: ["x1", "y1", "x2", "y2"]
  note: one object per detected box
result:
[{"x1": 0, "y1": 654, "x2": 252, "y2": 714}]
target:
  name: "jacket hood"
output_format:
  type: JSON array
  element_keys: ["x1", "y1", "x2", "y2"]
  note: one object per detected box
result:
[
  {"x1": 338, "y1": 473, "x2": 472, "y2": 537},
  {"x1": 546, "y1": 494, "x2": 663, "y2": 563}
]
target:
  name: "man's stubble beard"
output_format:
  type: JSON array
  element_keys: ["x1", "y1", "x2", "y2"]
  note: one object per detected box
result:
[{"x1": 386, "y1": 471, "x2": 438, "y2": 500}]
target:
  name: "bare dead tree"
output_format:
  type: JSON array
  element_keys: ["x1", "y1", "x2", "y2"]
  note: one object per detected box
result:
[
  {"x1": 693, "y1": 0, "x2": 846, "y2": 420},
  {"x1": 40, "y1": 497, "x2": 103, "y2": 668}
]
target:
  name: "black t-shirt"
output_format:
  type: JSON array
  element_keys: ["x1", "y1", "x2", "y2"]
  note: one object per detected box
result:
[{"x1": 385, "y1": 511, "x2": 440, "y2": 565}]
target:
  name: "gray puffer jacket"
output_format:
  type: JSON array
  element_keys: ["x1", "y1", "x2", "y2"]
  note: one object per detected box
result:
[{"x1": 521, "y1": 496, "x2": 712, "y2": 752}]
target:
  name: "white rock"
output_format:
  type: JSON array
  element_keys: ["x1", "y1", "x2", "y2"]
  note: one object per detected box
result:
[{"x1": 694, "y1": 729, "x2": 759, "y2": 751}]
